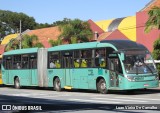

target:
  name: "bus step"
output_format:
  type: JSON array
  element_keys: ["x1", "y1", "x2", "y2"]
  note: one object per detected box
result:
[{"x1": 64, "y1": 86, "x2": 72, "y2": 90}]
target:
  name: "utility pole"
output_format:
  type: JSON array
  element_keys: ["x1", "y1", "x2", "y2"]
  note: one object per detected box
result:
[{"x1": 19, "y1": 20, "x2": 22, "y2": 49}]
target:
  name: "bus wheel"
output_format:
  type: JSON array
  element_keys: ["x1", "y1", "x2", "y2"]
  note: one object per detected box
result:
[
  {"x1": 14, "y1": 77, "x2": 20, "y2": 89},
  {"x1": 54, "y1": 77, "x2": 61, "y2": 91},
  {"x1": 97, "y1": 79, "x2": 108, "y2": 94}
]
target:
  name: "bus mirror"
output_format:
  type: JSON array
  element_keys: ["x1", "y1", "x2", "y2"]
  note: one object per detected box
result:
[{"x1": 121, "y1": 53, "x2": 125, "y2": 61}]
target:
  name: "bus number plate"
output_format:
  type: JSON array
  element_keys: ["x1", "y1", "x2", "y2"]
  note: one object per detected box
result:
[{"x1": 144, "y1": 84, "x2": 149, "y2": 87}]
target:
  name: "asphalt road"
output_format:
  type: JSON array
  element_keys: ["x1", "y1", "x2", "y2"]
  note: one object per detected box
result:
[{"x1": 0, "y1": 86, "x2": 160, "y2": 113}]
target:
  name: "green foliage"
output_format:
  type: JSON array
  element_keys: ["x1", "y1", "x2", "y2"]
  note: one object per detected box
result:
[
  {"x1": 48, "y1": 38, "x2": 62, "y2": 47},
  {"x1": 52, "y1": 18, "x2": 71, "y2": 26},
  {"x1": 5, "y1": 38, "x2": 19, "y2": 51},
  {"x1": 145, "y1": 7, "x2": 160, "y2": 76},
  {"x1": 35, "y1": 18, "x2": 72, "y2": 29},
  {"x1": 152, "y1": 38, "x2": 160, "y2": 76},
  {"x1": 5, "y1": 34, "x2": 44, "y2": 51},
  {"x1": 59, "y1": 19, "x2": 93, "y2": 43},
  {"x1": 35, "y1": 23, "x2": 53, "y2": 29},
  {"x1": 23, "y1": 35, "x2": 44, "y2": 48},
  {"x1": 22, "y1": 35, "x2": 39, "y2": 48},
  {"x1": 71, "y1": 36, "x2": 77, "y2": 44},
  {"x1": 0, "y1": 21, "x2": 12, "y2": 39},
  {"x1": 34, "y1": 42, "x2": 44, "y2": 48},
  {"x1": 0, "y1": 10, "x2": 37, "y2": 34},
  {"x1": 145, "y1": 6, "x2": 160, "y2": 33}
]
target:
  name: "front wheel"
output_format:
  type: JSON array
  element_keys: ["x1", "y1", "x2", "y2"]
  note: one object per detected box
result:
[
  {"x1": 53, "y1": 77, "x2": 61, "y2": 91},
  {"x1": 97, "y1": 79, "x2": 108, "y2": 94},
  {"x1": 14, "y1": 77, "x2": 20, "y2": 89}
]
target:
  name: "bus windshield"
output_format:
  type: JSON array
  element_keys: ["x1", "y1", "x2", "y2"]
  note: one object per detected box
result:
[{"x1": 123, "y1": 51, "x2": 157, "y2": 74}]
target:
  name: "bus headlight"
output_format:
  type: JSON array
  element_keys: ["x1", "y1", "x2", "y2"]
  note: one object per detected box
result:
[{"x1": 127, "y1": 76, "x2": 135, "y2": 82}]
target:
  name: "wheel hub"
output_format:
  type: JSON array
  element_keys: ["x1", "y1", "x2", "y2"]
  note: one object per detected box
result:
[{"x1": 101, "y1": 83, "x2": 106, "y2": 89}]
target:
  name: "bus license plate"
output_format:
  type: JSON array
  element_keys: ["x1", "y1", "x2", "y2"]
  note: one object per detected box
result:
[{"x1": 144, "y1": 84, "x2": 149, "y2": 87}]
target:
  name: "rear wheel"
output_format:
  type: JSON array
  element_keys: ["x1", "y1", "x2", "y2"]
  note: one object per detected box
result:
[
  {"x1": 97, "y1": 79, "x2": 108, "y2": 94},
  {"x1": 54, "y1": 77, "x2": 61, "y2": 91},
  {"x1": 14, "y1": 77, "x2": 20, "y2": 89}
]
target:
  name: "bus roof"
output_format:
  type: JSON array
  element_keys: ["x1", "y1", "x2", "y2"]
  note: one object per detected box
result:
[
  {"x1": 48, "y1": 42, "x2": 100, "y2": 51},
  {"x1": 2, "y1": 40, "x2": 148, "y2": 55},
  {"x1": 100, "y1": 40, "x2": 147, "y2": 51},
  {"x1": 48, "y1": 40, "x2": 147, "y2": 51},
  {"x1": 3, "y1": 48, "x2": 38, "y2": 56}
]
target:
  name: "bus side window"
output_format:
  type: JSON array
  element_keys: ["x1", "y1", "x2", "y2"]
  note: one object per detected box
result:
[
  {"x1": 73, "y1": 50, "x2": 80, "y2": 68},
  {"x1": 109, "y1": 58, "x2": 122, "y2": 73},
  {"x1": 30, "y1": 54, "x2": 37, "y2": 69},
  {"x1": 55, "y1": 60, "x2": 61, "y2": 68},
  {"x1": 22, "y1": 55, "x2": 29, "y2": 69},
  {"x1": 5, "y1": 56, "x2": 12, "y2": 69},
  {"x1": 74, "y1": 59, "x2": 80, "y2": 68},
  {"x1": 13, "y1": 55, "x2": 21, "y2": 69},
  {"x1": 82, "y1": 50, "x2": 93, "y2": 68},
  {"x1": 49, "y1": 52, "x2": 61, "y2": 68},
  {"x1": 95, "y1": 48, "x2": 106, "y2": 67},
  {"x1": 81, "y1": 50, "x2": 90, "y2": 67}
]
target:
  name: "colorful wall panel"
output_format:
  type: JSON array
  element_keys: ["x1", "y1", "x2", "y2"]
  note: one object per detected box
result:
[
  {"x1": 1, "y1": 34, "x2": 18, "y2": 45},
  {"x1": 95, "y1": 16, "x2": 136, "y2": 42},
  {"x1": 136, "y1": 11, "x2": 160, "y2": 52},
  {"x1": 118, "y1": 16, "x2": 136, "y2": 41},
  {"x1": 95, "y1": 19, "x2": 114, "y2": 31}
]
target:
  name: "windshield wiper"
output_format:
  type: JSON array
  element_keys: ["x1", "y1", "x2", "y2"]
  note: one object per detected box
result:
[
  {"x1": 143, "y1": 62, "x2": 153, "y2": 74},
  {"x1": 136, "y1": 66, "x2": 138, "y2": 75},
  {"x1": 136, "y1": 65, "x2": 138, "y2": 75}
]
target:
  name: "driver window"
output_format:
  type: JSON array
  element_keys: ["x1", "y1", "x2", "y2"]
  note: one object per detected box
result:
[{"x1": 110, "y1": 58, "x2": 122, "y2": 74}]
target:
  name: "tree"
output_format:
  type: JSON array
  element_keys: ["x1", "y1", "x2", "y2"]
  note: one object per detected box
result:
[
  {"x1": 58, "y1": 19, "x2": 93, "y2": 44},
  {"x1": 48, "y1": 38, "x2": 62, "y2": 47},
  {"x1": 145, "y1": 6, "x2": 160, "y2": 33},
  {"x1": 5, "y1": 38, "x2": 19, "y2": 51},
  {"x1": 22, "y1": 34, "x2": 43, "y2": 48},
  {"x1": 52, "y1": 18, "x2": 71, "y2": 26},
  {"x1": 35, "y1": 18, "x2": 72, "y2": 29},
  {"x1": 0, "y1": 10, "x2": 37, "y2": 37},
  {"x1": 35, "y1": 23, "x2": 53, "y2": 29},
  {"x1": 5, "y1": 34, "x2": 44, "y2": 51},
  {"x1": 145, "y1": 7, "x2": 160, "y2": 76},
  {"x1": 152, "y1": 37, "x2": 160, "y2": 76}
]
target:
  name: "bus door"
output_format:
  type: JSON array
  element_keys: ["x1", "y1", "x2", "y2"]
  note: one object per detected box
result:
[
  {"x1": 108, "y1": 58, "x2": 120, "y2": 88},
  {"x1": 4, "y1": 68, "x2": 10, "y2": 84},
  {"x1": 62, "y1": 52, "x2": 73, "y2": 86},
  {"x1": 29, "y1": 54, "x2": 37, "y2": 85},
  {"x1": 5, "y1": 57, "x2": 12, "y2": 84}
]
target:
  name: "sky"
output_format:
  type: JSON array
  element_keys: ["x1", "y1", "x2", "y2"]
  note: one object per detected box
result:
[{"x1": 0, "y1": 0, "x2": 151, "y2": 24}]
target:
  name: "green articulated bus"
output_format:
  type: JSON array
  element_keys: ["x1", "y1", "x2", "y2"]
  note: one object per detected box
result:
[{"x1": 1, "y1": 40, "x2": 159, "y2": 93}]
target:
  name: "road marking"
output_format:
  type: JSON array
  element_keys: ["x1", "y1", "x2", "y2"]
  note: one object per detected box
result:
[
  {"x1": 68, "y1": 99, "x2": 122, "y2": 104},
  {"x1": 6, "y1": 93, "x2": 72, "y2": 99},
  {"x1": 9, "y1": 94, "x2": 30, "y2": 96},
  {"x1": 9, "y1": 93, "x2": 46, "y2": 97},
  {"x1": 93, "y1": 98, "x2": 147, "y2": 103},
  {"x1": 115, "y1": 97, "x2": 160, "y2": 101}
]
